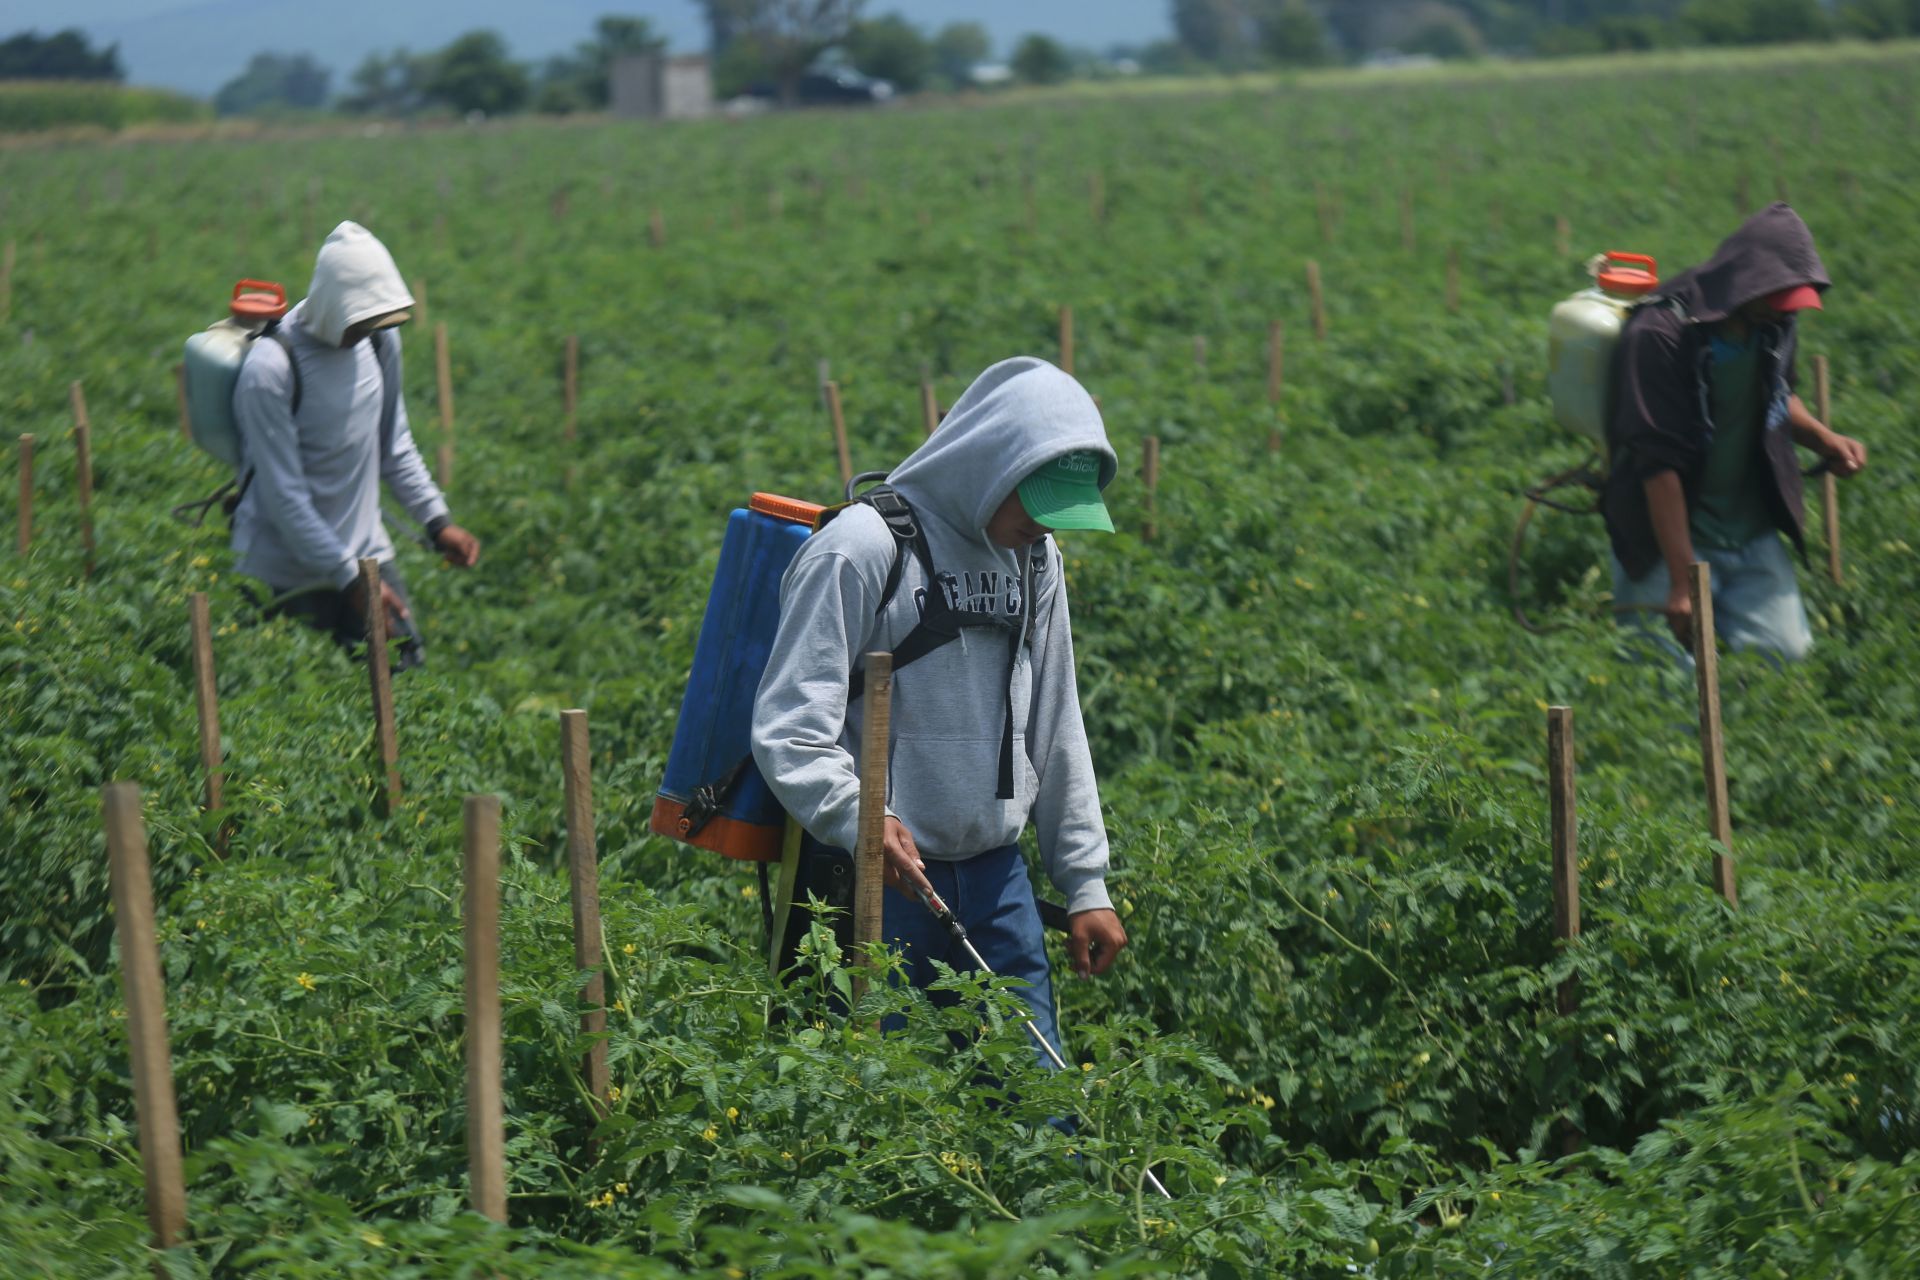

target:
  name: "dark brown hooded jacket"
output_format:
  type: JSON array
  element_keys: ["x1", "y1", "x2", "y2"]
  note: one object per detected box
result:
[{"x1": 1603, "y1": 203, "x2": 1829, "y2": 579}]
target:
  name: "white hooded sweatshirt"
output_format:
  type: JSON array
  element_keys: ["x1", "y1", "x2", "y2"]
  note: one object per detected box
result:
[
  {"x1": 232, "y1": 221, "x2": 447, "y2": 592},
  {"x1": 751, "y1": 358, "x2": 1117, "y2": 914}
]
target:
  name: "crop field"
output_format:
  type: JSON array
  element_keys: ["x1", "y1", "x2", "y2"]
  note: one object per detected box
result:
[{"x1": 3, "y1": 44, "x2": 1920, "y2": 1278}]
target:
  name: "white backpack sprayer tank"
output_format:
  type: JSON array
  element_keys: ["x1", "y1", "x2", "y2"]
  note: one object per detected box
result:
[
  {"x1": 1512, "y1": 251, "x2": 1659, "y2": 632},
  {"x1": 181, "y1": 280, "x2": 290, "y2": 468},
  {"x1": 1546, "y1": 252, "x2": 1659, "y2": 446}
]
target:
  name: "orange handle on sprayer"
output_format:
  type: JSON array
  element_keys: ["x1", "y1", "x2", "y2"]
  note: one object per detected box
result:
[
  {"x1": 1604, "y1": 252, "x2": 1656, "y2": 276},
  {"x1": 229, "y1": 279, "x2": 289, "y2": 320}
]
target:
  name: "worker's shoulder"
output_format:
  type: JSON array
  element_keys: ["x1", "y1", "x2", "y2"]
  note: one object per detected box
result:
[{"x1": 796, "y1": 502, "x2": 899, "y2": 584}]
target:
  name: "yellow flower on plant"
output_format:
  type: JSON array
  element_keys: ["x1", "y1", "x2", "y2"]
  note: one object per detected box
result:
[
  {"x1": 360, "y1": 1229, "x2": 386, "y2": 1248},
  {"x1": 615, "y1": 1182, "x2": 629, "y2": 1194},
  {"x1": 703, "y1": 1125, "x2": 718, "y2": 1142},
  {"x1": 608, "y1": 1085, "x2": 622, "y2": 1102},
  {"x1": 295, "y1": 972, "x2": 316, "y2": 992},
  {"x1": 726, "y1": 1107, "x2": 739, "y2": 1120},
  {"x1": 623, "y1": 943, "x2": 636, "y2": 955}
]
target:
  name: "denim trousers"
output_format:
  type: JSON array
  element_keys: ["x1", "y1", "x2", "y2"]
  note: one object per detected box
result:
[
  {"x1": 879, "y1": 843, "x2": 1064, "y2": 1069},
  {"x1": 1610, "y1": 532, "x2": 1813, "y2": 667}
]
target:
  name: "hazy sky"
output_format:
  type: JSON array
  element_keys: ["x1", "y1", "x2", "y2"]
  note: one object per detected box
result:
[{"x1": 7, "y1": 1, "x2": 1173, "y2": 96}]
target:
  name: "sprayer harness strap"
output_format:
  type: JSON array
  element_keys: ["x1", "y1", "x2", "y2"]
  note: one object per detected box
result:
[{"x1": 836, "y1": 485, "x2": 1044, "y2": 803}]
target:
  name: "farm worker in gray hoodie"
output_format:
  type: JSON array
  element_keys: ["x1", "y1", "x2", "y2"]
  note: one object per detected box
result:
[
  {"x1": 232, "y1": 221, "x2": 479, "y2": 668},
  {"x1": 752, "y1": 357, "x2": 1127, "y2": 1059},
  {"x1": 1603, "y1": 204, "x2": 1866, "y2": 663}
]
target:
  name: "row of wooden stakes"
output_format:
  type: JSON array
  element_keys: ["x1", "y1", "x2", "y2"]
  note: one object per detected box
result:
[{"x1": 101, "y1": 575, "x2": 908, "y2": 1259}]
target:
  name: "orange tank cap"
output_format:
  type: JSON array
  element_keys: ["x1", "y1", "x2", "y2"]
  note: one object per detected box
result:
[
  {"x1": 230, "y1": 279, "x2": 289, "y2": 320},
  {"x1": 1597, "y1": 252, "x2": 1658, "y2": 297},
  {"x1": 749, "y1": 492, "x2": 825, "y2": 526}
]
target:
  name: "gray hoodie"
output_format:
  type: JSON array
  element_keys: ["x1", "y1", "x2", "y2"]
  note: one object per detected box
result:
[
  {"x1": 232, "y1": 222, "x2": 447, "y2": 592},
  {"x1": 751, "y1": 357, "x2": 1117, "y2": 915}
]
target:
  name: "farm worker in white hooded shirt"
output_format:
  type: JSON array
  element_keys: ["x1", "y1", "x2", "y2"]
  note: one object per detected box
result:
[
  {"x1": 232, "y1": 221, "x2": 479, "y2": 668},
  {"x1": 752, "y1": 356, "x2": 1127, "y2": 1063}
]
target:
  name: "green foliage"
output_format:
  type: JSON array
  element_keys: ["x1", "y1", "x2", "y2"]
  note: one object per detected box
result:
[
  {"x1": 0, "y1": 29, "x2": 123, "y2": 81},
  {"x1": 845, "y1": 12, "x2": 933, "y2": 91},
  {"x1": 213, "y1": 53, "x2": 331, "y2": 118},
  {"x1": 0, "y1": 80, "x2": 207, "y2": 132},
  {"x1": 421, "y1": 31, "x2": 530, "y2": 118},
  {"x1": 2, "y1": 46, "x2": 1919, "y2": 1277},
  {"x1": 1011, "y1": 34, "x2": 1072, "y2": 85}
]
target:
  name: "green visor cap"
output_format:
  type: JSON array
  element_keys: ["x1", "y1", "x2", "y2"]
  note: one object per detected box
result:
[{"x1": 1017, "y1": 449, "x2": 1114, "y2": 533}]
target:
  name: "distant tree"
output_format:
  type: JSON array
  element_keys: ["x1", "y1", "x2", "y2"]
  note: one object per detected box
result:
[
  {"x1": 1682, "y1": 0, "x2": 1830, "y2": 43},
  {"x1": 0, "y1": 29, "x2": 124, "y2": 80},
  {"x1": 1010, "y1": 32, "x2": 1070, "y2": 84},
  {"x1": 697, "y1": 0, "x2": 865, "y2": 101},
  {"x1": 1252, "y1": 1, "x2": 1331, "y2": 63},
  {"x1": 1837, "y1": 0, "x2": 1918, "y2": 37},
  {"x1": 845, "y1": 11, "x2": 931, "y2": 90},
  {"x1": 931, "y1": 20, "x2": 990, "y2": 85},
  {"x1": 536, "y1": 14, "x2": 667, "y2": 113},
  {"x1": 339, "y1": 49, "x2": 429, "y2": 115},
  {"x1": 422, "y1": 30, "x2": 530, "y2": 117},
  {"x1": 1171, "y1": 0, "x2": 1251, "y2": 62},
  {"x1": 213, "y1": 52, "x2": 331, "y2": 116}
]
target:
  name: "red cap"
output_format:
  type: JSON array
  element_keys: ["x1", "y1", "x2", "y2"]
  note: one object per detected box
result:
[{"x1": 1765, "y1": 285, "x2": 1823, "y2": 313}]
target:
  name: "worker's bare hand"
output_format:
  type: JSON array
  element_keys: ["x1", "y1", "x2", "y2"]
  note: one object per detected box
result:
[
  {"x1": 1819, "y1": 432, "x2": 1868, "y2": 478},
  {"x1": 1662, "y1": 586, "x2": 1694, "y2": 651},
  {"x1": 1067, "y1": 908, "x2": 1128, "y2": 979},
  {"x1": 882, "y1": 816, "x2": 936, "y2": 903},
  {"x1": 349, "y1": 574, "x2": 411, "y2": 629},
  {"x1": 435, "y1": 523, "x2": 481, "y2": 568}
]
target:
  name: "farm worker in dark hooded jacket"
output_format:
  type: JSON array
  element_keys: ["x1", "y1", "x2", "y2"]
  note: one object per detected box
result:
[
  {"x1": 232, "y1": 221, "x2": 480, "y2": 668},
  {"x1": 752, "y1": 357, "x2": 1127, "y2": 1063},
  {"x1": 1603, "y1": 203, "x2": 1866, "y2": 662}
]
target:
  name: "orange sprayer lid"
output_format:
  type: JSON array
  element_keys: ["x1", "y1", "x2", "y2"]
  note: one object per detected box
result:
[
  {"x1": 231, "y1": 279, "x2": 288, "y2": 320},
  {"x1": 749, "y1": 492, "x2": 824, "y2": 526},
  {"x1": 1597, "y1": 252, "x2": 1658, "y2": 298}
]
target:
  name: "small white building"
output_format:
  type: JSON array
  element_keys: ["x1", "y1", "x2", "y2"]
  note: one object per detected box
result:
[{"x1": 610, "y1": 54, "x2": 714, "y2": 120}]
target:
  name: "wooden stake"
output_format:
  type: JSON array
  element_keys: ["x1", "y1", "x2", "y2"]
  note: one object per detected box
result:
[
  {"x1": 434, "y1": 323, "x2": 454, "y2": 491},
  {"x1": 70, "y1": 381, "x2": 94, "y2": 576},
  {"x1": 412, "y1": 279, "x2": 429, "y2": 336},
  {"x1": 851, "y1": 651, "x2": 892, "y2": 1003},
  {"x1": 16, "y1": 434, "x2": 32, "y2": 556},
  {"x1": 1306, "y1": 260, "x2": 1326, "y2": 342},
  {"x1": 174, "y1": 363, "x2": 191, "y2": 442},
  {"x1": 1192, "y1": 335, "x2": 1207, "y2": 371},
  {"x1": 560, "y1": 710, "x2": 611, "y2": 1122},
  {"x1": 1, "y1": 238, "x2": 12, "y2": 324},
  {"x1": 919, "y1": 378, "x2": 939, "y2": 437},
  {"x1": 1266, "y1": 320, "x2": 1284, "y2": 407},
  {"x1": 360, "y1": 558, "x2": 402, "y2": 814},
  {"x1": 1547, "y1": 706, "x2": 1579, "y2": 1015},
  {"x1": 189, "y1": 593, "x2": 226, "y2": 852},
  {"x1": 1814, "y1": 355, "x2": 1842, "y2": 586},
  {"x1": 1314, "y1": 181, "x2": 1334, "y2": 244},
  {"x1": 648, "y1": 207, "x2": 666, "y2": 248},
  {"x1": 1687, "y1": 562, "x2": 1737, "y2": 907},
  {"x1": 1059, "y1": 304, "x2": 1075, "y2": 375},
  {"x1": 1446, "y1": 246, "x2": 1461, "y2": 315},
  {"x1": 101, "y1": 782, "x2": 188, "y2": 1257},
  {"x1": 1141, "y1": 436, "x2": 1160, "y2": 543},
  {"x1": 563, "y1": 335, "x2": 579, "y2": 442},
  {"x1": 825, "y1": 380, "x2": 852, "y2": 491},
  {"x1": 463, "y1": 794, "x2": 507, "y2": 1224},
  {"x1": 1555, "y1": 214, "x2": 1571, "y2": 258}
]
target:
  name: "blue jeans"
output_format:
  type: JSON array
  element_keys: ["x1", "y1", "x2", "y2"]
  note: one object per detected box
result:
[
  {"x1": 1610, "y1": 533, "x2": 1813, "y2": 666},
  {"x1": 882, "y1": 844, "x2": 1064, "y2": 1069}
]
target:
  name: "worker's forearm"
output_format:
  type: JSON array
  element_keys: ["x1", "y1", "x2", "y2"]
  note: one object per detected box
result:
[
  {"x1": 1642, "y1": 470, "x2": 1694, "y2": 592},
  {"x1": 1786, "y1": 393, "x2": 1831, "y2": 450}
]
